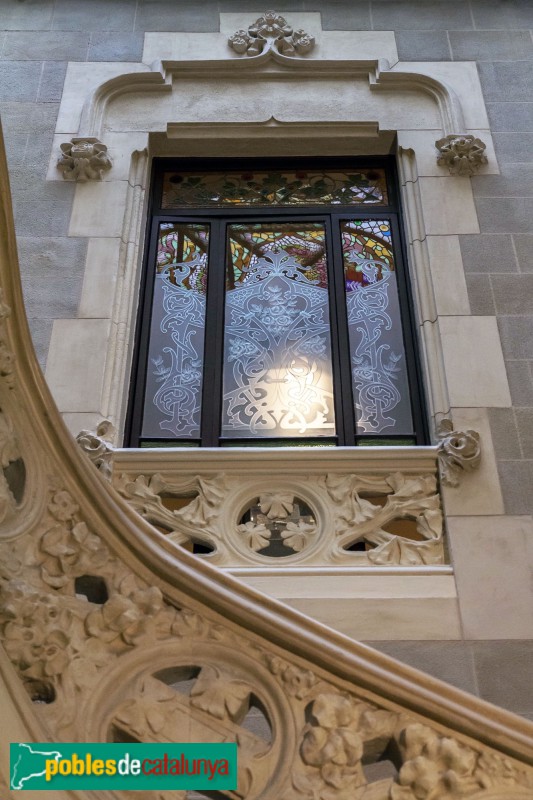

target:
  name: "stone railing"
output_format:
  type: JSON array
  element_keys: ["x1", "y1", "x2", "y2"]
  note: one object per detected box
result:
[{"x1": 110, "y1": 447, "x2": 445, "y2": 568}]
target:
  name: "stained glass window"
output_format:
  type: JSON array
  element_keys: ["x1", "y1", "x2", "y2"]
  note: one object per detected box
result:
[
  {"x1": 222, "y1": 223, "x2": 335, "y2": 438},
  {"x1": 341, "y1": 220, "x2": 413, "y2": 434},
  {"x1": 162, "y1": 169, "x2": 387, "y2": 208},
  {"x1": 141, "y1": 223, "x2": 209, "y2": 439},
  {"x1": 128, "y1": 160, "x2": 424, "y2": 447}
]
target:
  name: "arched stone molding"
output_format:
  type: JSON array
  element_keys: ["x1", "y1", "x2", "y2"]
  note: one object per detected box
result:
[{"x1": 74, "y1": 56, "x2": 468, "y2": 141}]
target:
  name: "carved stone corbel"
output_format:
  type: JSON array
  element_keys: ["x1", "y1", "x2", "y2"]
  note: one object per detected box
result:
[
  {"x1": 76, "y1": 420, "x2": 115, "y2": 479},
  {"x1": 229, "y1": 11, "x2": 315, "y2": 58},
  {"x1": 437, "y1": 419, "x2": 481, "y2": 487},
  {"x1": 435, "y1": 134, "x2": 488, "y2": 176},
  {"x1": 57, "y1": 137, "x2": 112, "y2": 181}
]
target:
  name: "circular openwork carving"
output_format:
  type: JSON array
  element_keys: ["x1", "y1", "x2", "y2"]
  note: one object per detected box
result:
[
  {"x1": 84, "y1": 642, "x2": 296, "y2": 800},
  {"x1": 237, "y1": 492, "x2": 317, "y2": 558}
]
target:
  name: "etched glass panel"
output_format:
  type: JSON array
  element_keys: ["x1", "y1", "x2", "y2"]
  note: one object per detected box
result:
[
  {"x1": 162, "y1": 169, "x2": 387, "y2": 208},
  {"x1": 222, "y1": 223, "x2": 336, "y2": 439},
  {"x1": 141, "y1": 223, "x2": 209, "y2": 440},
  {"x1": 342, "y1": 220, "x2": 414, "y2": 435}
]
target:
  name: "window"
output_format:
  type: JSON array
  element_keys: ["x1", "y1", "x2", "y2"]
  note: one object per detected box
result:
[{"x1": 126, "y1": 158, "x2": 426, "y2": 448}]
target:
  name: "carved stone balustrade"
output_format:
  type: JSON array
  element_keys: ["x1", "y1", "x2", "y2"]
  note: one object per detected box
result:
[{"x1": 111, "y1": 447, "x2": 445, "y2": 570}]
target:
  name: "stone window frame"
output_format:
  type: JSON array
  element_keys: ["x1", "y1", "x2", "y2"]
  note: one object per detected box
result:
[
  {"x1": 44, "y1": 19, "x2": 509, "y2": 532},
  {"x1": 128, "y1": 153, "x2": 427, "y2": 449}
]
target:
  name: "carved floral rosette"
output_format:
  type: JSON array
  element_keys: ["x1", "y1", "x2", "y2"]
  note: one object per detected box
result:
[
  {"x1": 435, "y1": 135, "x2": 488, "y2": 177},
  {"x1": 437, "y1": 419, "x2": 481, "y2": 488},
  {"x1": 229, "y1": 11, "x2": 315, "y2": 58},
  {"x1": 76, "y1": 419, "x2": 115, "y2": 479},
  {"x1": 57, "y1": 137, "x2": 112, "y2": 181}
]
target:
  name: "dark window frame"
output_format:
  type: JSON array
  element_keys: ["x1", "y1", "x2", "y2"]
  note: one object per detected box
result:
[{"x1": 126, "y1": 156, "x2": 428, "y2": 448}]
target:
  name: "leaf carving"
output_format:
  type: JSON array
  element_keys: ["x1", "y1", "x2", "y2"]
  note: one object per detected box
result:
[{"x1": 190, "y1": 665, "x2": 250, "y2": 722}]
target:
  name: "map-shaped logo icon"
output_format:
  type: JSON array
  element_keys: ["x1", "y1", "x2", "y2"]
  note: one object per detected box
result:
[{"x1": 10, "y1": 742, "x2": 63, "y2": 789}]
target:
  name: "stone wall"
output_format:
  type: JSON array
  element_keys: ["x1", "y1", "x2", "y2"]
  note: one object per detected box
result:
[{"x1": 1, "y1": 0, "x2": 532, "y2": 721}]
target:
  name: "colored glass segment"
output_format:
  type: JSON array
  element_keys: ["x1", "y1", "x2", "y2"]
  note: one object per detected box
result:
[
  {"x1": 222, "y1": 223, "x2": 336, "y2": 439},
  {"x1": 341, "y1": 220, "x2": 414, "y2": 435},
  {"x1": 162, "y1": 169, "x2": 387, "y2": 208},
  {"x1": 141, "y1": 223, "x2": 209, "y2": 439}
]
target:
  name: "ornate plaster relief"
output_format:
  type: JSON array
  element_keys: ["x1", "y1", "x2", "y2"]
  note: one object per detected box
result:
[
  {"x1": 112, "y1": 464, "x2": 444, "y2": 568},
  {"x1": 78, "y1": 437, "x2": 448, "y2": 571}
]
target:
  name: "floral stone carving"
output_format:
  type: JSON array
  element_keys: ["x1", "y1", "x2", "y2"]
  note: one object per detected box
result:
[
  {"x1": 435, "y1": 135, "x2": 488, "y2": 177},
  {"x1": 0, "y1": 475, "x2": 531, "y2": 798},
  {"x1": 229, "y1": 11, "x2": 315, "y2": 58},
  {"x1": 324, "y1": 472, "x2": 444, "y2": 566},
  {"x1": 57, "y1": 138, "x2": 112, "y2": 181},
  {"x1": 238, "y1": 493, "x2": 318, "y2": 556},
  {"x1": 76, "y1": 419, "x2": 115, "y2": 479},
  {"x1": 115, "y1": 469, "x2": 445, "y2": 566},
  {"x1": 437, "y1": 419, "x2": 481, "y2": 487}
]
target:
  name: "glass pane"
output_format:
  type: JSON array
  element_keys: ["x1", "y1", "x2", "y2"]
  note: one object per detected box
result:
[
  {"x1": 141, "y1": 223, "x2": 209, "y2": 440},
  {"x1": 342, "y1": 220, "x2": 414, "y2": 435},
  {"x1": 222, "y1": 223, "x2": 336, "y2": 439},
  {"x1": 162, "y1": 169, "x2": 387, "y2": 208}
]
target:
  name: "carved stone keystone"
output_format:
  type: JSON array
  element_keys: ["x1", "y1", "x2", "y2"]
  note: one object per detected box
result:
[
  {"x1": 57, "y1": 138, "x2": 112, "y2": 181},
  {"x1": 229, "y1": 11, "x2": 315, "y2": 58},
  {"x1": 437, "y1": 418, "x2": 481, "y2": 487},
  {"x1": 435, "y1": 134, "x2": 488, "y2": 176}
]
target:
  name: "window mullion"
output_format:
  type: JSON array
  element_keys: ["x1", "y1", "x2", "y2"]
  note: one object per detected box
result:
[
  {"x1": 200, "y1": 219, "x2": 227, "y2": 447},
  {"x1": 389, "y1": 213, "x2": 429, "y2": 445},
  {"x1": 328, "y1": 214, "x2": 356, "y2": 446},
  {"x1": 126, "y1": 216, "x2": 163, "y2": 447}
]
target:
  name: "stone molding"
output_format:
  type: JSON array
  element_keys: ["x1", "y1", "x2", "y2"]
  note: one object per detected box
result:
[
  {"x1": 228, "y1": 11, "x2": 315, "y2": 59},
  {"x1": 1, "y1": 128, "x2": 533, "y2": 793},
  {"x1": 396, "y1": 147, "x2": 451, "y2": 424},
  {"x1": 435, "y1": 134, "x2": 488, "y2": 177},
  {"x1": 57, "y1": 137, "x2": 112, "y2": 181},
  {"x1": 75, "y1": 58, "x2": 471, "y2": 141}
]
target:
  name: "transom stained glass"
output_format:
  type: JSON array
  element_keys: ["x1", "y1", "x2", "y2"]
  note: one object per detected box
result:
[{"x1": 162, "y1": 169, "x2": 388, "y2": 208}]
